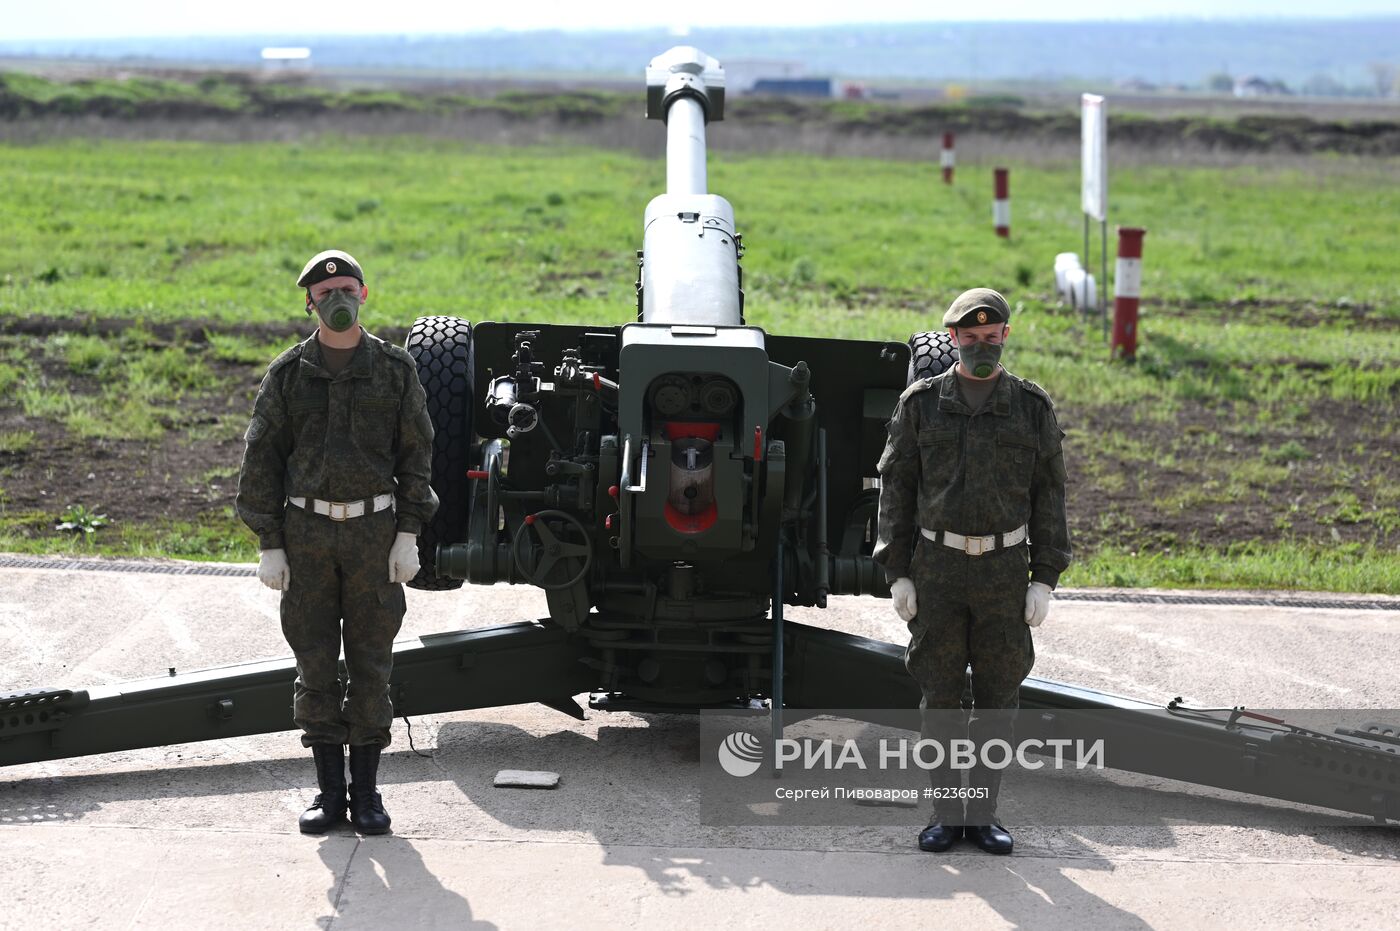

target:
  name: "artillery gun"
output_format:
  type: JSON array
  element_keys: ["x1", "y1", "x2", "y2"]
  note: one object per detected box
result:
[{"x1": 3, "y1": 47, "x2": 1399, "y2": 826}]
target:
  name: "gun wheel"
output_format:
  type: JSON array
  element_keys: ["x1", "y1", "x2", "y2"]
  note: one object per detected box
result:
[
  {"x1": 511, "y1": 510, "x2": 594, "y2": 591},
  {"x1": 907, "y1": 330, "x2": 959, "y2": 384},
  {"x1": 405, "y1": 315, "x2": 474, "y2": 591}
]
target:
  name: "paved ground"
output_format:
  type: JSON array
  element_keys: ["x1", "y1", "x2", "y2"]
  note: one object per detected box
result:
[{"x1": 1, "y1": 559, "x2": 1398, "y2": 930}]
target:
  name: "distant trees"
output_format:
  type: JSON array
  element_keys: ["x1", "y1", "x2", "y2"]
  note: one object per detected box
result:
[
  {"x1": 1230, "y1": 76, "x2": 1293, "y2": 98},
  {"x1": 1202, "y1": 69, "x2": 1400, "y2": 99},
  {"x1": 1367, "y1": 62, "x2": 1398, "y2": 98},
  {"x1": 1206, "y1": 72, "x2": 1234, "y2": 94},
  {"x1": 1302, "y1": 74, "x2": 1345, "y2": 97}
]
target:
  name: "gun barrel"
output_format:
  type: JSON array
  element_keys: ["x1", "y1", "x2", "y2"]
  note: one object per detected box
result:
[
  {"x1": 666, "y1": 95, "x2": 708, "y2": 196},
  {"x1": 640, "y1": 46, "x2": 741, "y2": 327}
]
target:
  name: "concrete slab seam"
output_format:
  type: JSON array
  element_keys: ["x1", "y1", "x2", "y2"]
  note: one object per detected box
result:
[{"x1": 1, "y1": 553, "x2": 1395, "y2": 610}]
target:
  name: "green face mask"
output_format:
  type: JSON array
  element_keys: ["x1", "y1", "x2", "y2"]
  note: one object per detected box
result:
[
  {"x1": 960, "y1": 340, "x2": 1002, "y2": 379},
  {"x1": 313, "y1": 290, "x2": 360, "y2": 332}
]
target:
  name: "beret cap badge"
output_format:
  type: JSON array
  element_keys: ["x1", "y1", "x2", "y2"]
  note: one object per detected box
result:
[
  {"x1": 941, "y1": 288, "x2": 1010, "y2": 327},
  {"x1": 296, "y1": 250, "x2": 363, "y2": 288},
  {"x1": 976, "y1": 310, "x2": 988, "y2": 324}
]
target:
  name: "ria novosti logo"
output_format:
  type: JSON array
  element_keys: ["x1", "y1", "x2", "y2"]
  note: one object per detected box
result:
[
  {"x1": 716, "y1": 731, "x2": 1106, "y2": 777},
  {"x1": 717, "y1": 731, "x2": 765, "y2": 777}
]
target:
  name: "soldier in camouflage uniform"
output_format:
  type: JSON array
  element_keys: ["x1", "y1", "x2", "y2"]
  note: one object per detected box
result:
[
  {"x1": 874, "y1": 288, "x2": 1070, "y2": 855},
  {"x1": 236, "y1": 250, "x2": 438, "y2": 836}
]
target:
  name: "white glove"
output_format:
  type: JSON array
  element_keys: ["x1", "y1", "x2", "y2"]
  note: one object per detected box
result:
[
  {"x1": 891, "y1": 577, "x2": 918, "y2": 623},
  {"x1": 257, "y1": 548, "x2": 290, "y2": 591},
  {"x1": 1024, "y1": 581, "x2": 1052, "y2": 628},
  {"x1": 389, "y1": 531, "x2": 421, "y2": 583}
]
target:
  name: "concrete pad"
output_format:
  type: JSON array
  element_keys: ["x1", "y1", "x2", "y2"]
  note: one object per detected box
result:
[
  {"x1": 2, "y1": 560, "x2": 1399, "y2": 929},
  {"x1": 3, "y1": 824, "x2": 356, "y2": 931},
  {"x1": 493, "y1": 769, "x2": 560, "y2": 788},
  {"x1": 5, "y1": 826, "x2": 1399, "y2": 930}
]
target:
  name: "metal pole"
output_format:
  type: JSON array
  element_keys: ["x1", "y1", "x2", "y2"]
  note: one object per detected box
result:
[
  {"x1": 771, "y1": 537, "x2": 785, "y2": 776},
  {"x1": 1101, "y1": 219, "x2": 1109, "y2": 341},
  {"x1": 1111, "y1": 226, "x2": 1147, "y2": 361},
  {"x1": 1083, "y1": 214, "x2": 1091, "y2": 322},
  {"x1": 815, "y1": 429, "x2": 829, "y2": 609},
  {"x1": 993, "y1": 168, "x2": 1010, "y2": 238},
  {"x1": 666, "y1": 95, "x2": 708, "y2": 196}
]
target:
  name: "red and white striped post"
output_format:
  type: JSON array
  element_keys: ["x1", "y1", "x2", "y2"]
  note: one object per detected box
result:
[
  {"x1": 1111, "y1": 227, "x2": 1146, "y2": 361},
  {"x1": 940, "y1": 132, "x2": 955, "y2": 184},
  {"x1": 993, "y1": 167, "x2": 1010, "y2": 238}
]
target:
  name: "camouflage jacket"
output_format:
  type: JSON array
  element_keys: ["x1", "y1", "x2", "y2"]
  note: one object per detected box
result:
[
  {"x1": 873, "y1": 367, "x2": 1071, "y2": 588},
  {"x1": 236, "y1": 328, "x2": 439, "y2": 550}
]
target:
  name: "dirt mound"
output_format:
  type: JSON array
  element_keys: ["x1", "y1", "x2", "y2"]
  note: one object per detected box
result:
[
  {"x1": 0, "y1": 314, "x2": 1393, "y2": 572},
  {"x1": 5, "y1": 72, "x2": 1400, "y2": 156}
]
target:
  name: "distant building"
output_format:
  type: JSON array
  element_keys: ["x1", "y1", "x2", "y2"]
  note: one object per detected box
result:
[
  {"x1": 750, "y1": 77, "x2": 836, "y2": 98},
  {"x1": 723, "y1": 58, "x2": 803, "y2": 94},
  {"x1": 1233, "y1": 75, "x2": 1290, "y2": 97},
  {"x1": 261, "y1": 47, "x2": 312, "y2": 73},
  {"x1": 1116, "y1": 77, "x2": 1157, "y2": 93}
]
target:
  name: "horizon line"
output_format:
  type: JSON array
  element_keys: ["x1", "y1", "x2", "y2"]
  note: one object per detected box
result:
[{"x1": 5, "y1": 14, "x2": 1400, "y2": 45}]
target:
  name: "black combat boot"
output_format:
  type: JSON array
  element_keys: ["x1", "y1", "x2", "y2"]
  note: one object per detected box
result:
[
  {"x1": 348, "y1": 743, "x2": 392, "y2": 835},
  {"x1": 299, "y1": 743, "x2": 348, "y2": 835},
  {"x1": 966, "y1": 822, "x2": 1014, "y2": 855},
  {"x1": 917, "y1": 821, "x2": 963, "y2": 852}
]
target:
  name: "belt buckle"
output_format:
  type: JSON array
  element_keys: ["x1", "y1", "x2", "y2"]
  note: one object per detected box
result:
[
  {"x1": 964, "y1": 535, "x2": 987, "y2": 557},
  {"x1": 327, "y1": 501, "x2": 349, "y2": 522}
]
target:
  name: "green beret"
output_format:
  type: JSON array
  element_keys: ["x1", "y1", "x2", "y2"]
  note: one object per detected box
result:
[
  {"x1": 942, "y1": 288, "x2": 1011, "y2": 328},
  {"x1": 296, "y1": 249, "x2": 364, "y2": 288}
]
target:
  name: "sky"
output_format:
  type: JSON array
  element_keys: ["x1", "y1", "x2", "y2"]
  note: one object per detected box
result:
[{"x1": 6, "y1": 0, "x2": 1398, "y2": 40}]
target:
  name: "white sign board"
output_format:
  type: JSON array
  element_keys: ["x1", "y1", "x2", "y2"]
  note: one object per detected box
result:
[
  {"x1": 261, "y1": 47, "x2": 311, "y2": 61},
  {"x1": 1081, "y1": 94, "x2": 1107, "y2": 221}
]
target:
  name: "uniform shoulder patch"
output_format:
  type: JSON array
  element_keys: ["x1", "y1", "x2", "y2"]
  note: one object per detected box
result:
[
  {"x1": 898, "y1": 376, "x2": 935, "y2": 402},
  {"x1": 1018, "y1": 377, "x2": 1057, "y2": 410},
  {"x1": 244, "y1": 414, "x2": 269, "y2": 444},
  {"x1": 266, "y1": 343, "x2": 304, "y2": 374},
  {"x1": 375, "y1": 337, "x2": 416, "y2": 367}
]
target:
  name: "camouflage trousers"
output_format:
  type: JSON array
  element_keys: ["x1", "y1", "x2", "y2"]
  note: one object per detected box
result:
[
  {"x1": 906, "y1": 536, "x2": 1034, "y2": 823},
  {"x1": 280, "y1": 504, "x2": 406, "y2": 748}
]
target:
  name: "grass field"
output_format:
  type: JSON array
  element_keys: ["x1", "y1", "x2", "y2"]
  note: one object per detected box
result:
[
  {"x1": 4, "y1": 139, "x2": 1400, "y2": 325},
  {"x1": 0, "y1": 137, "x2": 1396, "y2": 592}
]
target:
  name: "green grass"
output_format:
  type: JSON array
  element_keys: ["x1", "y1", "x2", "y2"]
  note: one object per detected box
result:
[
  {"x1": 0, "y1": 507, "x2": 258, "y2": 562},
  {"x1": 0, "y1": 360, "x2": 23, "y2": 394},
  {"x1": 0, "y1": 72, "x2": 634, "y2": 122},
  {"x1": 0, "y1": 137, "x2": 1395, "y2": 589},
  {"x1": 14, "y1": 333, "x2": 230, "y2": 440},
  {"x1": 203, "y1": 331, "x2": 291, "y2": 364},
  {"x1": 0, "y1": 430, "x2": 35, "y2": 454},
  {"x1": 1067, "y1": 542, "x2": 1400, "y2": 594},
  {"x1": 62, "y1": 334, "x2": 120, "y2": 374},
  {"x1": 0, "y1": 71, "x2": 247, "y2": 114},
  {"x1": 2, "y1": 139, "x2": 1398, "y2": 331}
]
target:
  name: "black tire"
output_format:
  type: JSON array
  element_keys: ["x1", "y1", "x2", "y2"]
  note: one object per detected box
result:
[
  {"x1": 907, "y1": 330, "x2": 958, "y2": 385},
  {"x1": 404, "y1": 316, "x2": 473, "y2": 591}
]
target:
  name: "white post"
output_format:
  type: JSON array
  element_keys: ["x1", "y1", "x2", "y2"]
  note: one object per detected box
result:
[{"x1": 1081, "y1": 93, "x2": 1109, "y2": 334}]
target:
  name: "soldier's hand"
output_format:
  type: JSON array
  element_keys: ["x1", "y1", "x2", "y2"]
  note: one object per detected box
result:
[
  {"x1": 1024, "y1": 581, "x2": 1052, "y2": 627},
  {"x1": 257, "y1": 548, "x2": 290, "y2": 591},
  {"x1": 389, "y1": 531, "x2": 421, "y2": 583},
  {"x1": 891, "y1": 577, "x2": 918, "y2": 622}
]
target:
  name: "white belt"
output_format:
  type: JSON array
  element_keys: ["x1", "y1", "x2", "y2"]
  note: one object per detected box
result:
[
  {"x1": 288, "y1": 494, "x2": 394, "y2": 522},
  {"x1": 920, "y1": 524, "x2": 1027, "y2": 557}
]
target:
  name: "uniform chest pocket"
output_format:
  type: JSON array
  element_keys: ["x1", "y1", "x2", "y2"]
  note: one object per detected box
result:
[
  {"x1": 287, "y1": 396, "x2": 329, "y2": 440},
  {"x1": 917, "y1": 427, "x2": 961, "y2": 480},
  {"x1": 356, "y1": 396, "x2": 400, "y2": 413},
  {"x1": 996, "y1": 433, "x2": 1037, "y2": 489},
  {"x1": 353, "y1": 395, "x2": 400, "y2": 449}
]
